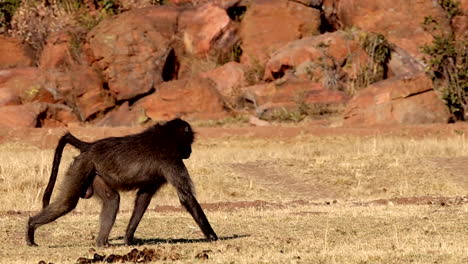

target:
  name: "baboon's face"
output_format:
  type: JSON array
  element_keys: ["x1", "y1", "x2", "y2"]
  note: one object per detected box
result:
[
  {"x1": 165, "y1": 118, "x2": 195, "y2": 159},
  {"x1": 178, "y1": 123, "x2": 194, "y2": 159}
]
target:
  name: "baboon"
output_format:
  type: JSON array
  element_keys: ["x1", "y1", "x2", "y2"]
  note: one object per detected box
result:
[{"x1": 26, "y1": 118, "x2": 218, "y2": 247}]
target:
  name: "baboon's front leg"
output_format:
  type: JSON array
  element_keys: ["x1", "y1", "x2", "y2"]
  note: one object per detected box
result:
[
  {"x1": 177, "y1": 191, "x2": 218, "y2": 241},
  {"x1": 124, "y1": 185, "x2": 160, "y2": 245}
]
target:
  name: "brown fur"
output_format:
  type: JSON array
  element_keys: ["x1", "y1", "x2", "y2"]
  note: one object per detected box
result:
[{"x1": 26, "y1": 118, "x2": 217, "y2": 247}]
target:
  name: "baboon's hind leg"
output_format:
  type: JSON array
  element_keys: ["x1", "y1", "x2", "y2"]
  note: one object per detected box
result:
[{"x1": 26, "y1": 157, "x2": 94, "y2": 246}]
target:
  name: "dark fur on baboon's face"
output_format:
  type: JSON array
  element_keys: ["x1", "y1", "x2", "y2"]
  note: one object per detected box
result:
[
  {"x1": 26, "y1": 118, "x2": 217, "y2": 247},
  {"x1": 162, "y1": 118, "x2": 195, "y2": 159}
]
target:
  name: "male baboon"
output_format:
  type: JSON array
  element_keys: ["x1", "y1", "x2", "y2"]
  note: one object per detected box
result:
[{"x1": 26, "y1": 118, "x2": 218, "y2": 247}]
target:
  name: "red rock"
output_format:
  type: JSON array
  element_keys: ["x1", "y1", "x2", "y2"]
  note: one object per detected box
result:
[
  {"x1": 452, "y1": 15, "x2": 467, "y2": 41},
  {"x1": 388, "y1": 46, "x2": 425, "y2": 77},
  {"x1": 0, "y1": 36, "x2": 34, "y2": 69},
  {"x1": 239, "y1": 0, "x2": 321, "y2": 66},
  {"x1": 179, "y1": 3, "x2": 238, "y2": 55},
  {"x1": 0, "y1": 67, "x2": 54, "y2": 105},
  {"x1": 94, "y1": 102, "x2": 147, "y2": 127},
  {"x1": 0, "y1": 88, "x2": 21, "y2": 106},
  {"x1": 45, "y1": 66, "x2": 114, "y2": 121},
  {"x1": 0, "y1": 103, "x2": 47, "y2": 128},
  {"x1": 138, "y1": 77, "x2": 227, "y2": 120},
  {"x1": 41, "y1": 104, "x2": 79, "y2": 128},
  {"x1": 39, "y1": 29, "x2": 82, "y2": 70},
  {"x1": 264, "y1": 31, "x2": 369, "y2": 81},
  {"x1": 460, "y1": 0, "x2": 468, "y2": 15},
  {"x1": 245, "y1": 77, "x2": 348, "y2": 107},
  {"x1": 248, "y1": 115, "x2": 270, "y2": 126},
  {"x1": 86, "y1": 6, "x2": 180, "y2": 101},
  {"x1": 199, "y1": 62, "x2": 246, "y2": 103},
  {"x1": 343, "y1": 73, "x2": 450, "y2": 125},
  {"x1": 335, "y1": 0, "x2": 451, "y2": 59}
]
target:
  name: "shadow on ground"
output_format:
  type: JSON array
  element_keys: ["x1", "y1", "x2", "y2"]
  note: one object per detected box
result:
[{"x1": 109, "y1": 234, "x2": 250, "y2": 246}]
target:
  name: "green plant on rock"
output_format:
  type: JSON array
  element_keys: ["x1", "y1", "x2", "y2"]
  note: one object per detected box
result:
[
  {"x1": 245, "y1": 59, "x2": 265, "y2": 86},
  {"x1": 68, "y1": 30, "x2": 85, "y2": 63},
  {"x1": 438, "y1": 0, "x2": 461, "y2": 19},
  {"x1": 0, "y1": 0, "x2": 21, "y2": 30},
  {"x1": 96, "y1": 0, "x2": 119, "y2": 15},
  {"x1": 267, "y1": 107, "x2": 306, "y2": 123},
  {"x1": 421, "y1": 11, "x2": 467, "y2": 121},
  {"x1": 315, "y1": 42, "x2": 347, "y2": 92},
  {"x1": 360, "y1": 33, "x2": 392, "y2": 81}
]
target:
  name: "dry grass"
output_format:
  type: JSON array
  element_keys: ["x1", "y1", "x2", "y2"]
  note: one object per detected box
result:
[{"x1": 0, "y1": 133, "x2": 467, "y2": 263}]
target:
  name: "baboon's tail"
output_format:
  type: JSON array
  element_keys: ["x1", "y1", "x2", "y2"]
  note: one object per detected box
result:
[{"x1": 42, "y1": 132, "x2": 91, "y2": 209}]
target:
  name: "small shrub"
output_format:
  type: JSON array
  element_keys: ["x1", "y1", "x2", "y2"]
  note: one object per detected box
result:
[
  {"x1": 217, "y1": 41, "x2": 243, "y2": 65},
  {"x1": 245, "y1": 59, "x2": 265, "y2": 86},
  {"x1": 438, "y1": 0, "x2": 461, "y2": 19},
  {"x1": 421, "y1": 3, "x2": 467, "y2": 121},
  {"x1": 0, "y1": 0, "x2": 21, "y2": 30},
  {"x1": 360, "y1": 33, "x2": 392, "y2": 81}
]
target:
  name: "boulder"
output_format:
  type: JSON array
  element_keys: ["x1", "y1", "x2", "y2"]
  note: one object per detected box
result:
[
  {"x1": 179, "y1": 3, "x2": 239, "y2": 55},
  {"x1": 44, "y1": 66, "x2": 114, "y2": 121},
  {"x1": 41, "y1": 104, "x2": 79, "y2": 127},
  {"x1": 138, "y1": 77, "x2": 227, "y2": 120},
  {"x1": 264, "y1": 31, "x2": 369, "y2": 81},
  {"x1": 335, "y1": 0, "x2": 451, "y2": 59},
  {"x1": 0, "y1": 67, "x2": 54, "y2": 106},
  {"x1": 239, "y1": 0, "x2": 321, "y2": 65},
  {"x1": 94, "y1": 102, "x2": 148, "y2": 127},
  {"x1": 39, "y1": 29, "x2": 83, "y2": 70},
  {"x1": 0, "y1": 103, "x2": 47, "y2": 128},
  {"x1": 343, "y1": 73, "x2": 450, "y2": 126},
  {"x1": 245, "y1": 77, "x2": 348, "y2": 108},
  {"x1": 86, "y1": 6, "x2": 180, "y2": 101},
  {"x1": 0, "y1": 36, "x2": 35, "y2": 69},
  {"x1": 388, "y1": 46, "x2": 425, "y2": 77},
  {"x1": 199, "y1": 62, "x2": 246, "y2": 105}
]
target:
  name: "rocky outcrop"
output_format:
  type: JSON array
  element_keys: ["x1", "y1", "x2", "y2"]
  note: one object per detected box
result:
[
  {"x1": 343, "y1": 73, "x2": 450, "y2": 126},
  {"x1": 245, "y1": 77, "x2": 348, "y2": 110},
  {"x1": 333, "y1": 0, "x2": 451, "y2": 59},
  {"x1": 263, "y1": 31, "x2": 369, "y2": 82},
  {"x1": 0, "y1": 0, "x2": 456, "y2": 127}
]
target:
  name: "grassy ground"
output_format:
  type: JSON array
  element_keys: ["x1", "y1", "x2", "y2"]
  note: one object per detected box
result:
[{"x1": 0, "y1": 132, "x2": 467, "y2": 263}]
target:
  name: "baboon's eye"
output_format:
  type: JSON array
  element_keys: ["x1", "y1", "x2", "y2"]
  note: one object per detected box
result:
[{"x1": 184, "y1": 126, "x2": 189, "y2": 133}]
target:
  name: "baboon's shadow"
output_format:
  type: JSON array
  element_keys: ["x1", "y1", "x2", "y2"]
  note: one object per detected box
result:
[{"x1": 110, "y1": 234, "x2": 249, "y2": 246}]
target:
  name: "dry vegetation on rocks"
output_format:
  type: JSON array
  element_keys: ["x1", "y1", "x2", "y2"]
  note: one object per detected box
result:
[{"x1": 0, "y1": 0, "x2": 465, "y2": 127}]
